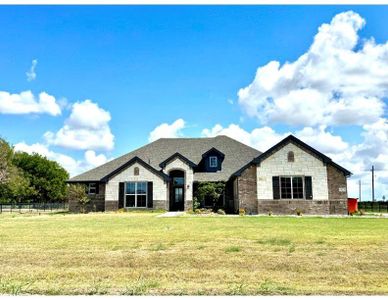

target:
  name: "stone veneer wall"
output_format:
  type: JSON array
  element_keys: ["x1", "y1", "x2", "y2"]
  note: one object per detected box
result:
[
  {"x1": 254, "y1": 142, "x2": 348, "y2": 215},
  {"x1": 237, "y1": 164, "x2": 258, "y2": 215},
  {"x1": 162, "y1": 157, "x2": 194, "y2": 211},
  {"x1": 69, "y1": 183, "x2": 106, "y2": 213},
  {"x1": 105, "y1": 162, "x2": 168, "y2": 209}
]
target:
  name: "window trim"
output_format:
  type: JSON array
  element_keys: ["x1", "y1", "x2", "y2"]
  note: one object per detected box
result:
[
  {"x1": 278, "y1": 175, "x2": 305, "y2": 200},
  {"x1": 209, "y1": 156, "x2": 218, "y2": 168},
  {"x1": 125, "y1": 181, "x2": 148, "y2": 208},
  {"x1": 88, "y1": 183, "x2": 97, "y2": 195}
]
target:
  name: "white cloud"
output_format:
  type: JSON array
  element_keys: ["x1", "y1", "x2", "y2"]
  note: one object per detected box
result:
[
  {"x1": 26, "y1": 59, "x2": 38, "y2": 81},
  {"x1": 148, "y1": 118, "x2": 186, "y2": 142},
  {"x1": 14, "y1": 142, "x2": 109, "y2": 177},
  {"x1": 238, "y1": 11, "x2": 387, "y2": 127},
  {"x1": 294, "y1": 126, "x2": 348, "y2": 155},
  {"x1": 45, "y1": 99, "x2": 114, "y2": 151},
  {"x1": 202, "y1": 123, "x2": 289, "y2": 151},
  {"x1": 0, "y1": 90, "x2": 61, "y2": 116}
]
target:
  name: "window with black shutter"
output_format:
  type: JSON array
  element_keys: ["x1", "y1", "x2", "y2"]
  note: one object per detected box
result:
[
  {"x1": 118, "y1": 182, "x2": 125, "y2": 209},
  {"x1": 273, "y1": 176, "x2": 312, "y2": 200},
  {"x1": 147, "y1": 182, "x2": 153, "y2": 208}
]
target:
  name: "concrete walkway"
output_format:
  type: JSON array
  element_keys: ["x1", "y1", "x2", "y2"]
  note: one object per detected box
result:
[{"x1": 156, "y1": 211, "x2": 185, "y2": 217}]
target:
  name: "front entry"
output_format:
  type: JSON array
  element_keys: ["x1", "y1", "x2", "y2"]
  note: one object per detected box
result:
[{"x1": 169, "y1": 170, "x2": 185, "y2": 211}]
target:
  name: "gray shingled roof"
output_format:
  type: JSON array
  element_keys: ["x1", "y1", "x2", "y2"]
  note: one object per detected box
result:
[{"x1": 69, "y1": 135, "x2": 261, "y2": 182}]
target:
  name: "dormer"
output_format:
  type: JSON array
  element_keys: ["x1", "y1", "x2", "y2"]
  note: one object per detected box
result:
[{"x1": 199, "y1": 147, "x2": 225, "y2": 172}]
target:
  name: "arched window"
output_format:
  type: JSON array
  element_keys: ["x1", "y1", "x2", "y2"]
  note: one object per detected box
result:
[
  {"x1": 134, "y1": 167, "x2": 139, "y2": 176},
  {"x1": 287, "y1": 151, "x2": 295, "y2": 162}
]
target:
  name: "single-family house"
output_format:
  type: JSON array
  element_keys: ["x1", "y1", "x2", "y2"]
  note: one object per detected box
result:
[{"x1": 68, "y1": 135, "x2": 351, "y2": 215}]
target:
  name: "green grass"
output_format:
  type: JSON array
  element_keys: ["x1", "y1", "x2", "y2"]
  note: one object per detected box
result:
[{"x1": 0, "y1": 212, "x2": 387, "y2": 295}]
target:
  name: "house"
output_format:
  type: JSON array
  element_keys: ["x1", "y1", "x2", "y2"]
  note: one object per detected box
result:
[{"x1": 67, "y1": 135, "x2": 351, "y2": 215}]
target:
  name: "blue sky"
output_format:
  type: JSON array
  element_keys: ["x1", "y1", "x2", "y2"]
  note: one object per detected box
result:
[{"x1": 0, "y1": 5, "x2": 387, "y2": 199}]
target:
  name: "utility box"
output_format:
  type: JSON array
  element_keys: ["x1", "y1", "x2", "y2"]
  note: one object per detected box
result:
[{"x1": 347, "y1": 198, "x2": 358, "y2": 214}]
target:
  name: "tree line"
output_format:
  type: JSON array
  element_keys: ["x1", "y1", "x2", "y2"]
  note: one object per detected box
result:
[{"x1": 0, "y1": 138, "x2": 69, "y2": 204}]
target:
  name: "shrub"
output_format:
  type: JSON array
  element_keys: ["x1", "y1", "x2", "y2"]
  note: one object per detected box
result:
[
  {"x1": 194, "y1": 182, "x2": 225, "y2": 209},
  {"x1": 193, "y1": 197, "x2": 200, "y2": 210},
  {"x1": 217, "y1": 209, "x2": 226, "y2": 215},
  {"x1": 295, "y1": 208, "x2": 303, "y2": 216},
  {"x1": 239, "y1": 208, "x2": 245, "y2": 216},
  {"x1": 66, "y1": 184, "x2": 89, "y2": 213},
  {"x1": 268, "y1": 210, "x2": 273, "y2": 216}
]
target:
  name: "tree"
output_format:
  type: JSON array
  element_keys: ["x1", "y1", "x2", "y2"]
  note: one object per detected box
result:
[
  {"x1": 195, "y1": 182, "x2": 225, "y2": 209},
  {"x1": 0, "y1": 138, "x2": 13, "y2": 184},
  {"x1": 12, "y1": 152, "x2": 69, "y2": 203},
  {"x1": 0, "y1": 166, "x2": 36, "y2": 204}
]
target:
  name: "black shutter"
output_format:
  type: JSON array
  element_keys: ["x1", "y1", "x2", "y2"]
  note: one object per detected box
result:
[
  {"x1": 272, "y1": 176, "x2": 280, "y2": 199},
  {"x1": 118, "y1": 182, "x2": 125, "y2": 209},
  {"x1": 147, "y1": 182, "x2": 153, "y2": 208},
  {"x1": 95, "y1": 182, "x2": 99, "y2": 195},
  {"x1": 305, "y1": 176, "x2": 313, "y2": 200}
]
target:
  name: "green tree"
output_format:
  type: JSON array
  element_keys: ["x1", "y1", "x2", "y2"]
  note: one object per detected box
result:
[
  {"x1": 195, "y1": 182, "x2": 225, "y2": 210},
  {"x1": 0, "y1": 138, "x2": 13, "y2": 184},
  {"x1": 12, "y1": 152, "x2": 69, "y2": 203},
  {"x1": 0, "y1": 166, "x2": 36, "y2": 204}
]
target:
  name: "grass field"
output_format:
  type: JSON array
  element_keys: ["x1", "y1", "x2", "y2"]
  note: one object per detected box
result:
[{"x1": 0, "y1": 212, "x2": 387, "y2": 295}]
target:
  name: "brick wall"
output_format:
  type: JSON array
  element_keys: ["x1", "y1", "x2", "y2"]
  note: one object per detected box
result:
[
  {"x1": 327, "y1": 164, "x2": 348, "y2": 214},
  {"x1": 237, "y1": 164, "x2": 258, "y2": 215},
  {"x1": 68, "y1": 183, "x2": 106, "y2": 213},
  {"x1": 257, "y1": 200, "x2": 330, "y2": 215}
]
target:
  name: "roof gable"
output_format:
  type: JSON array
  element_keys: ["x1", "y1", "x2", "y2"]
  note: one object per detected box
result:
[
  {"x1": 159, "y1": 152, "x2": 197, "y2": 169},
  {"x1": 253, "y1": 135, "x2": 352, "y2": 176}
]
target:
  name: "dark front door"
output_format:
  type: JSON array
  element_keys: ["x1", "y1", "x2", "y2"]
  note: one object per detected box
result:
[{"x1": 170, "y1": 170, "x2": 185, "y2": 211}]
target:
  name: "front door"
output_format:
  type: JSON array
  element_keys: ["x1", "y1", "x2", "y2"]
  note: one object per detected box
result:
[{"x1": 169, "y1": 170, "x2": 185, "y2": 211}]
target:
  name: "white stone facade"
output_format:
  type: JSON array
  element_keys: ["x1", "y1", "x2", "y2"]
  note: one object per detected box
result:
[
  {"x1": 105, "y1": 162, "x2": 168, "y2": 203},
  {"x1": 256, "y1": 142, "x2": 329, "y2": 200},
  {"x1": 162, "y1": 157, "x2": 194, "y2": 201}
]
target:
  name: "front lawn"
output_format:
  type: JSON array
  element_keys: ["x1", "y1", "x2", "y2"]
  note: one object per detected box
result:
[{"x1": 0, "y1": 212, "x2": 387, "y2": 295}]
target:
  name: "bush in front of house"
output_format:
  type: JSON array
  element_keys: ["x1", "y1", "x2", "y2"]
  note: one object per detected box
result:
[
  {"x1": 194, "y1": 181, "x2": 226, "y2": 212},
  {"x1": 66, "y1": 184, "x2": 90, "y2": 213}
]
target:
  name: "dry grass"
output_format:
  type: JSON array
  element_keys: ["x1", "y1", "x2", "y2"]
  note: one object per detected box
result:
[{"x1": 0, "y1": 212, "x2": 387, "y2": 295}]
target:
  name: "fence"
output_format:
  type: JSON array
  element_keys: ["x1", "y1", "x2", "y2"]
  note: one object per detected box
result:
[
  {"x1": 357, "y1": 201, "x2": 388, "y2": 213},
  {"x1": 0, "y1": 202, "x2": 69, "y2": 214}
]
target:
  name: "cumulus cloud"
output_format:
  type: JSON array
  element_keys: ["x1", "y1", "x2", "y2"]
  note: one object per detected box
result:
[
  {"x1": 0, "y1": 90, "x2": 61, "y2": 116},
  {"x1": 26, "y1": 59, "x2": 38, "y2": 81},
  {"x1": 148, "y1": 118, "x2": 186, "y2": 142},
  {"x1": 238, "y1": 11, "x2": 387, "y2": 127},
  {"x1": 44, "y1": 99, "x2": 114, "y2": 151},
  {"x1": 201, "y1": 123, "x2": 349, "y2": 155},
  {"x1": 202, "y1": 123, "x2": 288, "y2": 151},
  {"x1": 14, "y1": 142, "x2": 109, "y2": 177}
]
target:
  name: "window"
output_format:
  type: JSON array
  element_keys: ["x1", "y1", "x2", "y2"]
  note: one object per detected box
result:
[
  {"x1": 287, "y1": 151, "x2": 295, "y2": 162},
  {"x1": 134, "y1": 167, "x2": 139, "y2": 176},
  {"x1": 88, "y1": 183, "x2": 97, "y2": 194},
  {"x1": 272, "y1": 176, "x2": 312, "y2": 200},
  {"x1": 125, "y1": 181, "x2": 147, "y2": 208},
  {"x1": 173, "y1": 177, "x2": 184, "y2": 185},
  {"x1": 209, "y1": 156, "x2": 218, "y2": 168}
]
